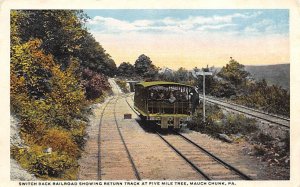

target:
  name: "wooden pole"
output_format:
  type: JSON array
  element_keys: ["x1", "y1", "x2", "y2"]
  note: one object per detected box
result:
[{"x1": 203, "y1": 73, "x2": 206, "y2": 122}]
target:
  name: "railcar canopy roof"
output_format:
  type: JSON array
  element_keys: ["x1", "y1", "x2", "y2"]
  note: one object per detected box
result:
[{"x1": 137, "y1": 81, "x2": 193, "y2": 88}]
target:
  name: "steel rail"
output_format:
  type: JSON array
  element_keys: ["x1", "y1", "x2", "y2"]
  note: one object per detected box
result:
[
  {"x1": 173, "y1": 130, "x2": 252, "y2": 180},
  {"x1": 124, "y1": 95, "x2": 140, "y2": 116},
  {"x1": 155, "y1": 130, "x2": 211, "y2": 180},
  {"x1": 113, "y1": 97, "x2": 141, "y2": 180},
  {"x1": 204, "y1": 99, "x2": 289, "y2": 128},
  {"x1": 203, "y1": 95, "x2": 289, "y2": 121},
  {"x1": 97, "y1": 97, "x2": 114, "y2": 180},
  {"x1": 125, "y1": 94, "x2": 250, "y2": 180},
  {"x1": 124, "y1": 94, "x2": 209, "y2": 179}
]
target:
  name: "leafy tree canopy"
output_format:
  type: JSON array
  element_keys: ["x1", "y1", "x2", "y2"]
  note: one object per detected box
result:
[
  {"x1": 117, "y1": 62, "x2": 135, "y2": 77},
  {"x1": 13, "y1": 10, "x2": 117, "y2": 75},
  {"x1": 218, "y1": 57, "x2": 249, "y2": 86},
  {"x1": 134, "y1": 54, "x2": 158, "y2": 79}
]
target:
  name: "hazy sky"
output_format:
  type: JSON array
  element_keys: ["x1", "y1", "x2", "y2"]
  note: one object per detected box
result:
[{"x1": 84, "y1": 9, "x2": 289, "y2": 69}]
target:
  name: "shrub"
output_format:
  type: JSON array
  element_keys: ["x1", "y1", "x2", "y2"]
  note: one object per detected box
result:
[
  {"x1": 10, "y1": 39, "x2": 87, "y2": 179},
  {"x1": 188, "y1": 104, "x2": 257, "y2": 138},
  {"x1": 12, "y1": 145, "x2": 77, "y2": 178},
  {"x1": 70, "y1": 121, "x2": 87, "y2": 150},
  {"x1": 41, "y1": 128, "x2": 79, "y2": 158},
  {"x1": 115, "y1": 79, "x2": 129, "y2": 93},
  {"x1": 224, "y1": 113, "x2": 257, "y2": 134},
  {"x1": 82, "y1": 68, "x2": 110, "y2": 100}
]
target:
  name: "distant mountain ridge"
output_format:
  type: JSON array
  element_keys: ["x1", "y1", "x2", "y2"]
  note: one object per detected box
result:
[{"x1": 244, "y1": 64, "x2": 290, "y2": 90}]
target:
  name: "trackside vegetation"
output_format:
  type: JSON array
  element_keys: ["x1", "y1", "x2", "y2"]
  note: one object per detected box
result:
[
  {"x1": 10, "y1": 10, "x2": 116, "y2": 179},
  {"x1": 188, "y1": 104, "x2": 258, "y2": 138},
  {"x1": 157, "y1": 58, "x2": 290, "y2": 117},
  {"x1": 115, "y1": 79, "x2": 130, "y2": 93}
]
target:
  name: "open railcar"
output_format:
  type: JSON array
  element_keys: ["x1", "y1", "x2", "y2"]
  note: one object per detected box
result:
[{"x1": 134, "y1": 81, "x2": 198, "y2": 129}]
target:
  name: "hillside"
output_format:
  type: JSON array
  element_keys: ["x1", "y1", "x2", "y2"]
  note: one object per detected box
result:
[{"x1": 245, "y1": 64, "x2": 290, "y2": 90}]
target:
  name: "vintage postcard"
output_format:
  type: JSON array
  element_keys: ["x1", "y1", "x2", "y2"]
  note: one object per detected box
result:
[{"x1": 0, "y1": 0, "x2": 299, "y2": 187}]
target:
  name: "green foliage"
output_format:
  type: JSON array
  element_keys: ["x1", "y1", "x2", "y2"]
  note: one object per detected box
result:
[
  {"x1": 78, "y1": 33, "x2": 117, "y2": 76},
  {"x1": 11, "y1": 39, "x2": 87, "y2": 129},
  {"x1": 12, "y1": 145, "x2": 77, "y2": 178},
  {"x1": 202, "y1": 58, "x2": 290, "y2": 117},
  {"x1": 10, "y1": 39, "x2": 87, "y2": 176},
  {"x1": 158, "y1": 67, "x2": 193, "y2": 84},
  {"x1": 10, "y1": 9, "x2": 116, "y2": 180},
  {"x1": 115, "y1": 79, "x2": 130, "y2": 93},
  {"x1": 224, "y1": 113, "x2": 258, "y2": 134},
  {"x1": 11, "y1": 39, "x2": 54, "y2": 99},
  {"x1": 46, "y1": 59, "x2": 87, "y2": 128},
  {"x1": 15, "y1": 10, "x2": 86, "y2": 67},
  {"x1": 117, "y1": 62, "x2": 136, "y2": 77},
  {"x1": 134, "y1": 54, "x2": 158, "y2": 79},
  {"x1": 209, "y1": 80, "x2": 236, "y2": 98},
  {"x1": 70, "y1": 121, "x2": 87, "y2": 150},
  {"x1": 218, "y1": 58, "x2": 249, "y2": 87},
  {"x1": 173, "y1": 67, "x2": 190, "y2": 83},
  {"x1": 11, "y1": 10, "x2": 25, "y2": 46},
  {"x1": 12, "y1": 10, "x2": 117, "y2": 76},
  {"x1": 41, "y1": 128, "x2": 79, "y2": 158},
  {"x1": 189, "y1": 104, "x2": 257, "y2": 138},
  {"x1": 234, "y1": 79, "x2": 290, "y2": 116}
]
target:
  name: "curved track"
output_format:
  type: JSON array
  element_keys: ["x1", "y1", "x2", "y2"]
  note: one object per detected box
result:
[
  {"x1": 205, "y1": 96, "x2": 289, "y2": 121},
  {"x1": 200, "y1": 96, "x2": 289, "y2": 128}
]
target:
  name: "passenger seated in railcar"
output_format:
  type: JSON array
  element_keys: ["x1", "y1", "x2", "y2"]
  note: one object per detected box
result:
[
  {"x1": 168, "y1": 92, "x2": 176, "y2": 103},
  {"x1": 158, "y1": 92, "x2": 165, "y2": 100},
  {"x1": 175, "y1": 91, "x2": 187, "y2": 102}
]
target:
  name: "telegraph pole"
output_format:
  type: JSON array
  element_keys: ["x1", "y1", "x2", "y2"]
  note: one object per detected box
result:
[
  {"x1": 203, "y1": 71, "x2": 206, "y2": 122},
  {"x1": 193, "y1": 68, "x2": 212, "y2": 122}
]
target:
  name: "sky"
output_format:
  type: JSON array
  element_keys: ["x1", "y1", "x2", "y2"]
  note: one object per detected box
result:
[{"x1": 84, "y1": 9, "x2": 289, "y2": 69}]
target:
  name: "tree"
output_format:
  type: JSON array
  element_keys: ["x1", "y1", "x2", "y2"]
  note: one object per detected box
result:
[
  {"x1": 12, "y1": 10, "x2": 117, "y2": 76},
  {"x1": 15, "y1": 10, "x2": 87, "y2": 67},
  {"x1": 173, "y1": 67, "x2": 189, "y2": 83},
  {"x1": 218, "y1": 57, "x2": 249, "y2": 87},
  {"x1": 117, "y1": 62, "x2": 135, "y2": 77},
  {"x1": 77, "y1": 33, "x2": 116, "y2": 76},
  {"x1": 11, "y1": 39, "x2": 86, "y2": 131},
  {"x1": 158, "y1": 68, "x2": 175, "y2": 82},
  {"x1": 134, "y1": 54, "x2": 158, "y2": 79}
]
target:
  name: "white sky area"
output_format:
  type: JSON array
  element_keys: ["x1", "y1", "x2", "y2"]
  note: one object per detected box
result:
[{"x1": 86, "y1": 10, "x2": 289, "y2": 69}]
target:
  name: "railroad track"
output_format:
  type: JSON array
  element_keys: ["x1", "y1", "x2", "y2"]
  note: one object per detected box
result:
[
  {"x1": 112, "y1": 97, "x2": 141, "y2": 180},
  {"x1": 125, "y1": 94, "x2": 253, "y2": 180},
  {"x1": 155, "y1": 130, "x2": 252, "y2": 180},
  {"x1": 97, "y1": 85, "x2": 141, "y2": 180},
  {"x1": 205, "y1": 95, "x2": 290, "y2": 121},
  {"x1": 200, "y1": 96, "x2": 290, "y2": 128},
  {"x1": 97, "y1": 97, "x2": 114, "y2": 180}
]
